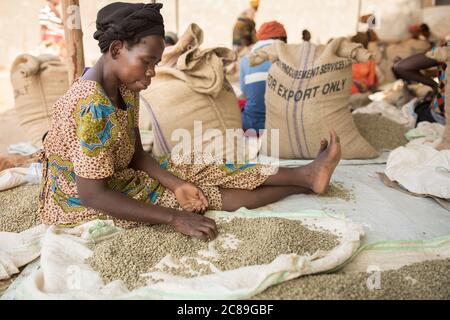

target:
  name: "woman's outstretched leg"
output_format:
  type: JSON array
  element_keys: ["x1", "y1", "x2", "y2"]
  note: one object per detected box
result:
[
  {"x1": 262, "y1": 130, "x2": 341, "y2": 194},
  {"x1": 220, "y1": 185, "x2": 311, "y2": 212}
]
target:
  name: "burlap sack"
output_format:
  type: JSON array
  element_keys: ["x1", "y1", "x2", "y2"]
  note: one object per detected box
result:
[
  {"x1": 249, "y1": 37, "x2": 379, "y2": 159},
  {"x1": 138, "y1": 95, "x2": 152, "y2": 131},
  {"x1": 140, "y1": 24, "x2": 245, "y2": 161},
  {"x1": 387, "y1": 38, "x2": 431, "y2": 62},
  {"x1": 10, "y1": 54, "x2": 69, "y2": 148},
  {"x1": 349, "y1": 92, "x2": 371, "y2": 111},
  {"x1": 426, "y1": 46, "x2": 450, "y2": 150}
]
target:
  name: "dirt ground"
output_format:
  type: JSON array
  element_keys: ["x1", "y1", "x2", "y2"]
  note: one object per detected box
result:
[
  {"x1": 0, "y1": 70, "x2": 26, "y2": 154},
  {"x1": 0, "y1": 109, "x2": 26, "y2": 154}
]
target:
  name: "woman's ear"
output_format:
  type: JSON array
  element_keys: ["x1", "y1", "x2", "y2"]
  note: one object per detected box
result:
[{"x1": 109, "y1": 40, "x2": 124, "y2": 59}]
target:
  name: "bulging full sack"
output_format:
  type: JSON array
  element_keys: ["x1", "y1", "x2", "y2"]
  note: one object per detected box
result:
[
  {"x1": 140, "y1": 24, "x2": 246, "y2": 162},
  {"x1": 250, "y1": 38, "x2": 379, "y2": 159},
  {"x1": 10, "y1": 54, "x2": 69, "y2": 148},
  {"x1": 426, "y1": 46, "x2": 449, "y2": 150}
]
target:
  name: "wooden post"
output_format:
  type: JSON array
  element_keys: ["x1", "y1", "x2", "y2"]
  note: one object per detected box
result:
[
  {"x1": 62, "y1": 0, "x2": 85, "y2": 84},
  {"x1": 356, "y1": 0, "x2": 362, "y2": 34},
  {"x1": 175, "y1": 0, "x2": 179, "y2": 34}
]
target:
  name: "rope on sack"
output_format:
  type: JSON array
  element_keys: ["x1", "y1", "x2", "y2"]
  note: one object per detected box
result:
[
  {"x1": 140, "y1": 96, "x2": 171, "y2": 155},
  {"x1": 285, "y1": 44, "x2": 305, "y2": 158},
  {"x1": 293, "y1": 42, "x2": 316, "y2": 158}
]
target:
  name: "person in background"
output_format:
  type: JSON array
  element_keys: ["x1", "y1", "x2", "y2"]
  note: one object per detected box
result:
[
  {"x1": 227, "y1": 0, "x2": 259, "y2": 85},
  {"x1": 239, "y1": 21, "x2": 287, "y2": 133},
  {"x1": 232, "y1": 0, "x2": 259, "y2": 55},
  {"x1": 39, "y1": 0, "x2": 65, "y2": 59},
  {"x1": 409, "y1": 24, "x2": 421, "y2": 40},
  {"x1": 164, "y1": 31, "x2": 178, "y2": 47},
  {"x1": 418, "y1": 23, "x2": 440, "y2": 48},
  {"x1": 351, "y1": 59, "x2": 377, "y2": 94},
  {"x1": 392, "y1": 40, "x2": 448, "y2": 125},
  {"x1": 409, "y1": 23, "x2": 439, "y2": 49},
  {"x1": 302, "y1": 29, "x2": 311, "y2": 43},
  {"x1": 350, "y1": 31, "x2": 378, "y2": 94},
  {"x1": 351, "y1": 30, "x2": 378, "y2": 50}
]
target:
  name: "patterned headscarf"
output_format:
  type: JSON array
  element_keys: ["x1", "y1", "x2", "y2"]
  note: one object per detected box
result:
[{"x1": 94, "y1": 2, "x2": 165, "y2": 53}]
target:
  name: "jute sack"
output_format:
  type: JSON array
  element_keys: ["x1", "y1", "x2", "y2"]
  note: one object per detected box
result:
[
  {"x1": 250, "y1": 38, "x2": 379, "y2": 159},
  {"x1": 138, "y1": 97, "x2": 152, "y2": 131},
  {"x1": 140, "y1": 24, "x2": 246, "y2": 162},
  {"x1": 349, "y1": 92, "x2": 371, "y2": 111},
  {"x1": 367, "y1": 42, "x2": 390, "y2": 85},
  {"x1": 10, "y1": 54, "x2": 69, "y2": 148},
  {"x1": 427, "y1": 46, "x2": 450, "y2": 150},
  {"x1": 386, "y1": 38, "x2": 431, "y2": 62}
]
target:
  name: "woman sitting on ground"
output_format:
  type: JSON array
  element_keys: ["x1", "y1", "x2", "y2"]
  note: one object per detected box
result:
[{"x1": 39, "y1": 2, "x2": 341, "y2": 241}]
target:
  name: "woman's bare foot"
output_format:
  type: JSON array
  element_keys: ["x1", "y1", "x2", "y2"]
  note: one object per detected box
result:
[
  {"x1": 317, "y1": 139, "x2": 328, "y2": 157},
  {"x1": 300, "y1": 131, "x2": 342, "y2": 194}
]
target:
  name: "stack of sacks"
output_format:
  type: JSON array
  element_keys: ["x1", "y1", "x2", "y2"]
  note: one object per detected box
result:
[
  {"x1": 140, "y1": 24, "x2": 249, "y2": 162},
  {"x1": 10, "y1": 54, "x2": 69, "y2": 148},
  {"x1": 249, "y1": 37, "x2": 379, "y2": 160}
]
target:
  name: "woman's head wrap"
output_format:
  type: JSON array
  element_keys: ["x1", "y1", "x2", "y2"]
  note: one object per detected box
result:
[
  {"x1": 249, "y1": 0, "x2": 259, "y2": 10},
  {"x1": 408, "y1": 24, "x2": 420, "y2": 35},
  {"x1": 94, "y1": 2, "x2": 165, "y2": 53}
]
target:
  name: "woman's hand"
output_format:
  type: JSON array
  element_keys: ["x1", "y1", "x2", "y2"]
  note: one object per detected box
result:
[
  {"x1": 170, "y1": 211, "x2": 218, "y2": 241},
  {"x1": 173, "y1": 182, "x2": 209, "y2": 214}
]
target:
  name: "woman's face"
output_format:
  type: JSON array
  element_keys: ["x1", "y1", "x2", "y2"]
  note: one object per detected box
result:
[{"x1": 113, "y1": 35, "x2": 165, "y2": 93}]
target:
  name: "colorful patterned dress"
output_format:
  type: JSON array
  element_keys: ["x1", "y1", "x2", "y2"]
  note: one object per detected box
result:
[
  {"x1": 430, "y1": 62, "x2": 446, "y2": 124},
  {"x1": 39, "y1": 79, "x2": 271, "y2": 228}
]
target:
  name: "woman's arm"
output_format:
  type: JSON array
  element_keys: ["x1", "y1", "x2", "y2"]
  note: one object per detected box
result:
[
  {"x1": 130, "y1": 128, "x2": 183, "y2": 190},
  {"x1": 75, "y1": 175, "x2": 217, "y2": 240},
  {"x1": 129, "y1": 128, "x2": 208, "y2": 213}
]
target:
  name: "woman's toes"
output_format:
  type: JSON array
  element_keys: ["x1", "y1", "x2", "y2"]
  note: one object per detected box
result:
[{"x1": 317, "y1": 139, "x2": 328, "y2": 156}]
